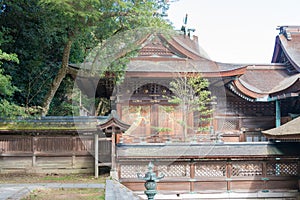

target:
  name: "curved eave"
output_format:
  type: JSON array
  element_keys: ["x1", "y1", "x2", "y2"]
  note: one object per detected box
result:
[
  {"x1": 230, "y1": 73, "x2": 300, "y2": 102},
  {"x1": 228, "y1": 80, "x2": 266, "y2": 101},
  {"x1": 270, "y1": 75, "x2": 300, "y2": 94},
  {"x1": 126, "y1": 66, "x2": 247, "y2": 78},
  {"x1": 271, "y1": 35, "x2": 282, "y2": 63},
  {"x1": 275, "y1": 34, "x2": 300, "y2": 72},
  {"x1": 98, "y1": 118, "x2": 130, "y2": 132},
  {"x1": 97, "y1": 111, "x2": 130, "y2": 132},
  {"x1": 163, "y1": 34, "x2": 207, "y2": 60}
]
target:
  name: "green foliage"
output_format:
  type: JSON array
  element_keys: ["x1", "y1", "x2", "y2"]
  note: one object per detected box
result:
[
  {"x1": 0, "y1": 30, "x2": 19, "y2": 97},
  {"x1": 1, "y1": 0, "x2": 172, "y2": 116},
  {"x1": 168, "y1": 73, "x2": 215, "y2": 138},
  {"x1": 152, "y1": 126, "x2": 173, "y2": 133},
  {"x1": 0, "y1": 29, "x2": 30, "y2": 118},
  {"x1": 169, "y1": 74, "x2": 214, "y2": 114},
  {"x1": 0, "y1": 0, "x2": 66, "y2": 108},
  {"x1": 0, "y1": 99, "x2": 27, "y2": 118},
  {"x1": 0, "y1": 68, "x2": 16, "y2": 96}
]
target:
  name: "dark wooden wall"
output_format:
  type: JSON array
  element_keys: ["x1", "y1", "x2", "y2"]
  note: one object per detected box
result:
[{"x1": 0, "y1": 135, "x2": 95, "y2": 174}]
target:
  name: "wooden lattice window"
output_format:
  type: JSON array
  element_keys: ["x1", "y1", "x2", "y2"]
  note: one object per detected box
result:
[
  {"x1": 232, "y1": 162, "x2": 262, "y2": 176},
  {"x1": 195, "y1": 163, "x2": 226, "y2": 177},
  {"x1": 217, "y1": 118, "x2": 239, "y2": 131},
  {"x1": 267, "y1": 162, "x2": 298, "y2": 176},
  {"x1": 157, "y1": 163, "x2": 190, "y2": 177},
  {"x1": 120, "y1": 164, "x2": 148, "y2": 179}
]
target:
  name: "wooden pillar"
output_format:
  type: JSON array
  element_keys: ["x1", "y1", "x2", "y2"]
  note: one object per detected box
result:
[
  {"x1": 110, "y1": 127, "x2": 117, "y2": 179},
  {"x1": 190, "y1": 160, "x2": 195, "y2": 192},
  {"x1": 94, "y1": 133, "x2": 99, "y2": 178},
  {"x1": 262, "y1": 161, "x2": 269, "y2": 191},
  {"x1": 275, "y1": 100, "x2": 281, "y2": 127},
  {"x1": 72, "y1": 136, "x2": 76, "y2": 168},
  {"x1": 226, "y1": 161, "x2": 232, "y2": 192},
  {"x1": 32, "y1": 136, "x2": 37, "y2": 168}
]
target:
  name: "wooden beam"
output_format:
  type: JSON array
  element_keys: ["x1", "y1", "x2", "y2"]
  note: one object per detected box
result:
[{"x1": 98, "y1": 162, "x2": 112, "y2": 167}]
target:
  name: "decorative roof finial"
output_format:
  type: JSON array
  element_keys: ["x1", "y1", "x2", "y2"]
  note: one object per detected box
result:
[
  {"x1": 181, "y1": 14, "x2": 188, "y2": 35},
  {"x1": 180, "y1": 14, "x2": 196, "y2": 38}
]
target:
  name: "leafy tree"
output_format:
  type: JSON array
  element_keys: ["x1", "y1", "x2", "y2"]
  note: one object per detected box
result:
[
  {"x1": 0, "y1": 1, "x2": 66, "y2": 110},
  {"x1": 38, "y1": 0, "x2": 171, "y2": 116},
  {"x1": 168, "y1": 73, "x2": 215, "y2": 141},
  {"x1": 0, "y1": 52, "x2": 18, "y2": 96},
  {"x1": 0, "y1": 0, "x2": 97, "y2": 115},
  {"x1": 0, "y1": 30, "x2": 29, "y2": 118}
]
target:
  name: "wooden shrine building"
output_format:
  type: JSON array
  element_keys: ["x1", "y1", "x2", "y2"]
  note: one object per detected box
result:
[
  {"x1": 1, "y1": 26, "x2": 300, "y2": 197},
  {"x1": 71, "y1": 26, "x2": 300, "y2": 143},
  {"x1": 67, "y1": 26, "x2": 300, "y2": 195}
]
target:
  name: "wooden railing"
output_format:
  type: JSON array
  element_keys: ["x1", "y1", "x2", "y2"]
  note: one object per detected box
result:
[{"x1": 119, "y1": 159, "x2": 300, "y2": 193}]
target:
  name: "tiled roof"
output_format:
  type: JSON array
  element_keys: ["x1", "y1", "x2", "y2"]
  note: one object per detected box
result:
[
  {"x1": 279, "y1": 34, "x2": 300, "y2": 70},
  {"x1": 228, "y1": 65, "x2": 300, "y2": 100},
  {"x1": 272, "y1": 26, "x2": 300, "y2": 71},
  {"x1": 0, "y1": 116, "x2": 106, "y2": 133},
  {"x1": 69, "y1": 27, "x2": 300, "y2": 99},
  {"x1": 117, "y1": 142, "x2": 300, "y2": 158},
  {"x1": 262, "y1": 116, "x2": 300, "y2": 138},
  {"x1": 171, "y1": 34, "x2": 210, "y2": 59}
]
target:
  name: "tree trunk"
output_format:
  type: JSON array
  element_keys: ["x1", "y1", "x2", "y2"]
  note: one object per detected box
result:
[{"x1": 42, "y1": 39, "x2": 73, "y2": 116}]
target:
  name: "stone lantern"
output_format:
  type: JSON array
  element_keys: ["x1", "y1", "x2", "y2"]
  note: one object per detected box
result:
[{"x1": 137, "y1": 162, "x2": 164, "y2": 200}]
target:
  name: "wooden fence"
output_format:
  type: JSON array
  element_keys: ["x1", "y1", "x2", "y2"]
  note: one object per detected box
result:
[
  {"x1": 0, "y1": 135, "x2": 95, "y2": 174},
  {"x1": 119, "y1": 159, "x2": 300, "y2": 193}
]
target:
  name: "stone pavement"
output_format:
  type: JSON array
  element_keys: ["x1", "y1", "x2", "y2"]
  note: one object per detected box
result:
[{"x1": 0, "y1": 183, "x2": 105, "y2": 200}]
